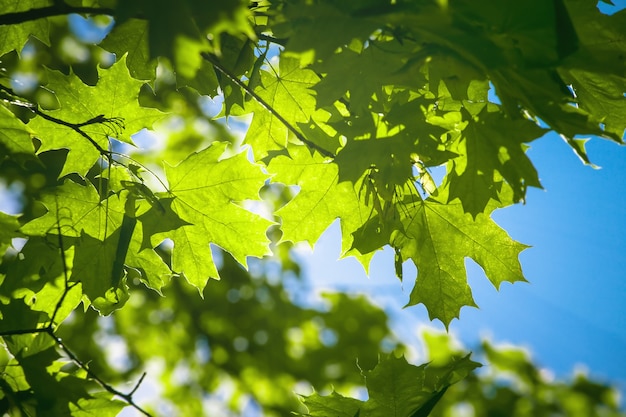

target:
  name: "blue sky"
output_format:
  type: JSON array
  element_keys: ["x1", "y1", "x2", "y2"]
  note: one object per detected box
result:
[{"x1": 293, "y1": 131, "x2": 626, "y2": 392}]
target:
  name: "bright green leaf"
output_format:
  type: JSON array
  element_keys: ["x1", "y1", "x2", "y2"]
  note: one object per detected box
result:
[
  {"x1": 391, "y1": 194, "x2": 528, "y2": 326},
  {"x1": 160, "y1": 142, "x2": 273, "y2": 289},
  {"x1": 268, "y1": 146, "x2": 371, "y2": 258},
  {"x1": 21, "y1": 180, "x2": 124, "y2": 240},
  {"x1": 28, "y1": 57, "x2": 163, "y2": 176},
  {"x1": 244, "y1": 56, "x2": 320, "y2": 159},
  {"x1": 0, "y1": 0, "x2": 49, "y2": 56}
]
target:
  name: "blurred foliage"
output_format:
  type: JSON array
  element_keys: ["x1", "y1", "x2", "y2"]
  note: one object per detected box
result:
[
  {"x1": 54, "y1": 245, "x2": 402, "y2": 416},
  {"x1": 426, "y1": 333, "x2": 625, "y2": 417}
]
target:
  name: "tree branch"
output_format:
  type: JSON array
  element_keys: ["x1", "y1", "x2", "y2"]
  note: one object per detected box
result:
[
  {"x1": 0, "y1": 327, "x2": 50, "y2": 336},
  {"x1": 201, "y1": 52, "x2": 336, "y2": 159},
  {"x1": 52, "y1": 332, "x2": 154, "y2": 417},
  {"x1": 1, "y1": 85, "x2": 114, "y2": 158},
  {"x1": 0, "y1": 5, "x2": 114, "y2": 26}
]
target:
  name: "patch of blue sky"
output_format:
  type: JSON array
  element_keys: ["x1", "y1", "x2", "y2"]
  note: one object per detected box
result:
[{"x1": 68, "y1": 14, "x2": 114, "y2": 44}]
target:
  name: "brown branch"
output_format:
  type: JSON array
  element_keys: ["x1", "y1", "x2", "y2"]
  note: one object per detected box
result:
[
  {"x1": 201, "y1": 52, "x2": 336, "y2": 159},
  {"x1": 0, "y1": 5, "x2": 115, "y2": 26}
]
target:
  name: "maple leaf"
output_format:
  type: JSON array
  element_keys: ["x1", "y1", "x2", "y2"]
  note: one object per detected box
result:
[
  {"x1": 99, "y1": 18, "x2": 156, "y2": 80},
  {"x1": 125, "y1": 204, "x2": 173, "y2": 292},
  {"x1": 72, "y1": 231, "x2": 130, "y2": 314},
  {"x1": 447, "y1": 107, "x2": 546, "y2": 215},
  {"x1": 244, "y1": 56, "x2": 321, "y2": 160},
  {"x1": 22, "y1": 180, "x2": 124, "y2": 240},
  {"x1": 21, "y1": 180, "x2": 124, "y2": 240},
  {"x1": 28, "y1": 56, "x2": 163, "y2": 176},
  {"x1": 0, "y1": 0, "x2": 49, "y2": 56},
  {"x1": 157, "y1": 142, "x2": 273, "y2": 290},
  {"x1": 300, "y1": 355, "x2": 480, "y2": 416},
  {"x1": 391, "y1": 193, "x2": 528, "y2": 326},
  {"x1": 267, "y1": 146, "x2": 371, "y2": 258}
]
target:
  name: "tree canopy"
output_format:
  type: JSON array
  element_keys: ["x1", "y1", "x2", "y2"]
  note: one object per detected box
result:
[{"x1": 0, "y1": 0, "x2": 625, "y2": 415}]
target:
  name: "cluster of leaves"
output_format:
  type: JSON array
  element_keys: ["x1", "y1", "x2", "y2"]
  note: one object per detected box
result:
[{"x1": 0, "y1": 0, "x2": 625, "y2": 415}]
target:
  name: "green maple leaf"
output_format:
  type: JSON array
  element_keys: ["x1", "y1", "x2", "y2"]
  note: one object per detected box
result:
[
  {"x1": 364, "y1": 355, "x2": 479, "y2": 416},
  {"x1": 561, "y1": 69, "x2": 626, "y2": 140},
  {"x1": 447, "y1": 107, "x2": 546, "y2": 215},
  {"x1": 19, "y1": 181, "x2": 134, "y2": 311},
  {"x1": 391, "y1": 193, "x2": 528, "y2": 326},
  {"x1": 0, "y1": 0, "x2": 50, "y2": 56},
  {"x1": 125, "y1": 209, "x2": 173, "y2": 292},
  {"x1": 300, "y1": 392, "x2": 362, "y2": 417},
  {"x1": 300, "y1": 355, "x2": 480, "y2": 417},
  {"x1": 100, "y1": 18, "x2": 156, "y2": 80},
  {"x1": 267, "y1": 146, "x2": 371, "y2": 257},
  {"x1": 28, "y1": 57, "x2": 163, "y2": 176},
  {"x1": 158, "y1": 142, "x2": 273, "y2": 290},
  {"x1": 280, "y1": 2, "x2": 380, "y2": 61},
  {"x1": 21, "y1": 180, "x2": 124, "y2": 240},
  {"x1": 244, "y1": 56, "x2": 320, "y2": 159},
  {"x1": 312, "y1": 41, "x2": 419, "y2": 113},
  {"x1": 0, "y1": 104, "x2": 34, "y2": 154}
]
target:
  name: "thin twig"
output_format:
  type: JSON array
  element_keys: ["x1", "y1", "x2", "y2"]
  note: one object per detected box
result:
[
  {"x1": 52, "y1": 333, "x2": 154, "y2": 417},
  {"x1": 29, "y1": 107, "x2": 111, "y2": 156},
  {"x1": 110, "y1": 151, "x2": 171, "y2": 192},
  {"x1": 130, "y1": 372, "x2": 147, "y2": 396},
  {"x1": 201, "y1": 52, "x2": 336, "y2": 158},
  {"x1": 0, "y1": 328, "x2": 50, "y2": 336},
  {"x1": 1, "y1": 86, "x2": 112, "y2": 157},
  {"x1": 0, "y1": 5, "x2": 115, "y2": 26}
]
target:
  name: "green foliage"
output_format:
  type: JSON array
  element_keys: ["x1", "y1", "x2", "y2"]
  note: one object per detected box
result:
[
  {"x1": 300, "y1": 354, "x2": 480, "y2": 417},
  {"x1": 0, "y1": 0, "x2": 625, "y2": 415},
  {"x1": 426, "y1": 333, "x2": 626, "y2": 417}
]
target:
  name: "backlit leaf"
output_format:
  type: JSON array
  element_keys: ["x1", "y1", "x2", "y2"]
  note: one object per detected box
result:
[
  {"x1": 391, "y1": 194, "x2": 528, "y2": 326},
  {"x1": 159, "y1": 142, "x2": 273, "y2": 289}
]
